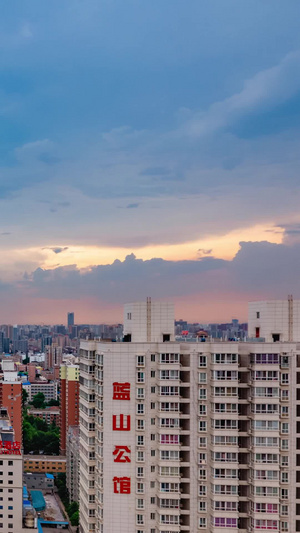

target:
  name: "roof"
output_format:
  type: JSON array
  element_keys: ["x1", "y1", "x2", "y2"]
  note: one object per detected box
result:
[
  {"x1": 46, "y1": 473, "x2": 54, "y2": 479},
  {"x1": 31, "y1": 490, "x2": 46, "y2": 511}
]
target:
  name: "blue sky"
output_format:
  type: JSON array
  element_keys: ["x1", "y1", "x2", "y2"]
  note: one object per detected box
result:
[{"x1": 0, "y1": 0, "x2": 300, "y2": 322}]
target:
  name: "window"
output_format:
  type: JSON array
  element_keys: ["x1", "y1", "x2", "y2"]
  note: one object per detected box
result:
[
  {"x1": 213, "y1": 517, "x2": 237, "y2": 527},
  {"x1": 136, "y1": 483, "x2": 144, "y2": 493},
  {"x1": 136, "y1": 515, "x2": 144, "y2": 525},
  {"x1": 137, "y1": 372, "x2": 145, "y2": 383},
  {"x1": 199, "y1": 388, "x2": 207, "y2": 400},
  {"x1": 160, "y1": 434, "x2": 179, "y2": 444},
  {"x1": 199, "y1": 517, "x2": 207, "y2": 528},
  {"x1": 256, "y1": 311, "x2": 260, "y2": 318},
  {"x1": 198, "y1": 372, "x2": 207, "y2": 383},
  {"x1": 151, "y1": 386, "x2": 156, "y2": 393},
  {"x1": 199, "y1": 404, "x2": 207, "y2": 416},
  {"x1": 137, "y1": 419, "x2": 145, "y2": 430},
  {"x1": 136, "y1": 499, "x2": 144, "y2": 509},
  {"x1": 199, "y1": 501, "x2": 206, "y2": 512},
  {"x1": 137, "y1": 435, "x2": 145, "y2": 446},
  {"x1": 281, "y1": 373, "x2": 289, "y2": 384},
  {"x1": 136, "y1": 388, "x2": 145, "y2": 399},
  {"x1": 252, "y1": 354, "x2": 280, "y2": 364},
  {"x1": 137, "y1": 451, "x2": 144, "y2": 462},
  {"x1": 199, "y1": 421, "x2": 207, "y2": 432},
  {"x1": 151, "y1": 371, "x2": 155, "y2": 378},
  {"x1": 160, "y1": 353, "x2": 179, "y2": 364},
  {"x1": 199, "y1": 485, "x2": 207, "y2": 496},
  {"x1": 137, "y1": 467, "x2": 144, "y2": 478},
  {"x1": 198, "y1": 355, "x2": 206, "y2": 367},
  {"x1": 136, "y1": 355, "x2": 145, "y2": 366},
  {"x1": 137, "y1": 404, "x2": 145, "y2": 415},
  {"x1": 199, "y1": 437, "x2": 207, "y2": 448}
]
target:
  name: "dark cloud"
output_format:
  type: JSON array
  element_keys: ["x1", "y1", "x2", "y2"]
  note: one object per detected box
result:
[
  {"x1": 198, "y1": 248, "x2": 212, "y2": 255},
  {"x1": 0, "y1": 232, "x2": 11, "y2": 236},
  {"x1": 126, "y1": 203, "x2": 140, "y2": 209},
  {"x1": 42, "y1": 247, "x2": 69, "y2": 254}
]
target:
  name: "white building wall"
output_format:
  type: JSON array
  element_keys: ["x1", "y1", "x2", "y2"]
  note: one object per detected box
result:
[
  {"x1": 249, "y1": 299, "x2": 300, "y2": 342},
  {"x1": 123, "y1": 300, "x2": 175, "y2": 342}
]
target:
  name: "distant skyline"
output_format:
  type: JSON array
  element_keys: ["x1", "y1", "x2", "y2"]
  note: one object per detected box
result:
[{"x1": 0, "y1": 1, "x2": 300, "y2": 322}]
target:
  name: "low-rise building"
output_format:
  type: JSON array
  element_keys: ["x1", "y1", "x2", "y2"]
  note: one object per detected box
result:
[
  {"x1": 24, "y1": 473, "x2": 54, "y2": 493},
  {"x1": 23, "y1": 380, "x2": 58, "y2": 402},
  {"x1": 23, "y1": 455, "x2": 66, "y2": 474},
  {"x1": 27, "y1": 407, "x2": 60, "y2": 425}
]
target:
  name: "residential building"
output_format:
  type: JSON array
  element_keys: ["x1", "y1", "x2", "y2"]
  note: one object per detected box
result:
[
  {"x1": 0, "y1": 366, "x2": 23, "y2": 443},
  {"x1": 27, "y1": 406, "x2": 60, "y2": 425},
  {"x1": 0, "y1": 408, "x2": 37, "y2": 531},
  {"x1": 66, "y1": 425, "x2": 80, "y2": 503},
  {"x1": 60, "y1": 363, "x2": 79, "y2": 455},
  {"x1": 23, "y1": 380, "x2": 58, "y2": 403},
  {"x1": 23, "y1": 455, "x2": 66, "y2": 474},
  {"x1": 79, "y1": 299, "x2": 298, "y2": 533}
]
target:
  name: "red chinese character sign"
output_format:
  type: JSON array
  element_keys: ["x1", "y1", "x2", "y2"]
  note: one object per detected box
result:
[
  {"x1": 112, "y1": 382, "x2": 131, "y2": 496},
  {"x1": 113, "y1": 445, "x2": 131, "y2": 463},
  {"x1": 113, "y1": 382, "x2": 130, "y2": 400},
  {"x1": 0, "y1": 441, "x2": 21, "y2": 455},
  {"x1": 112, "y1": 414, "x2": 131, "y2": 431},
  {"x1": 113, "y1": 476, "x2": 131, "y2": 494}
]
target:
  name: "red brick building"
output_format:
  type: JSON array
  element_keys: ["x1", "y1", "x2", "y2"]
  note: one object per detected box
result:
[
  {"x1": 59, "y1": 364, "x2": 79, "y2": 455},
  {"x1": 0, "y1": 381, "x2": 22, "y2": 444}
]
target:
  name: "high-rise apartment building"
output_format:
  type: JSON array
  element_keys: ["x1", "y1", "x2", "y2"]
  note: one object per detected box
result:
[
  {"x1": 60, "y1": 363, "x2": 80, "y2": 455},
  {"x1": 0, "y1": 408, "x2": 37, "y2": 531},
  {"x1": 0, "y1": 363, "x2": 23, "y2": 444},
  {"x1": 79, "y1": 300, "x2": 300, "y2": 532}
]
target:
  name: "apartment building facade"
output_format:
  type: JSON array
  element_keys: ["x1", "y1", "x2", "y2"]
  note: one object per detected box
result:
[
  {"x1": 60, "y1": 363, "x2": 80, "y2": 455},
  {"x1": 0, "y1": 408, "x2": 37, "y2": 531},
  {"x1": 79, "y1": 301, "x2": 300, "y2": 532}
]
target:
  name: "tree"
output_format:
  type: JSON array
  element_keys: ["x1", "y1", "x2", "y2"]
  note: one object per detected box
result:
[
  {"x1": 46, "y1": 399, "x2": 59, "y2": 406},
  {"x1": 31, "y1": 392, "x2": 46, "y2": 409},
  {"x1": 22, "y1": 388, "x2": 29, "y2": 408},
  {"x1": 70, "y1": 510, "x2": 79, "y2": 526}
]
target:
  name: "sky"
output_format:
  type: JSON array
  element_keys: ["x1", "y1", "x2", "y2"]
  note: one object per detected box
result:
[{"x1": 0, "y1": 0, "x2": 300, "y2": 324}]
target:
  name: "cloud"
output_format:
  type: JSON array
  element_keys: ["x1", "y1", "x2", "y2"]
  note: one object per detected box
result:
[
  {"x1": 19, "y1": 241, "x2": 300, "y2": 308},
  {"x1": 126, "y1": 203, "x2": 139, "y2": 209},
  {"x1": 198, "y1": 249, "x2": 212, "y2": 255},
  {"x1": 42, "y1": 247, "x2": 69, "y2": 254},
  {"x1": 181, "y1": 50, "x2": 300, "y2": 138}
]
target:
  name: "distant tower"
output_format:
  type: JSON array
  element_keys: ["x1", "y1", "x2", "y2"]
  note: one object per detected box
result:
[{"x1": 67, "y1": 312, "x2": 74, "y2": 333}]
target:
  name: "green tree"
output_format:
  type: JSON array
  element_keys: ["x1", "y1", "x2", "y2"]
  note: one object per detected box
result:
[
  {"x1": 70, "y1": 510, "x2": 79, "y2": 526},
  {"x1": 22, "y1": 388, "x2": 29, "y2": 408},
  {"x1": 46, "y1": 398, "x2": 59, "y2": 406},
  {"x1": 31, "y1": 392, "x2": 46, "y2": 408}
]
